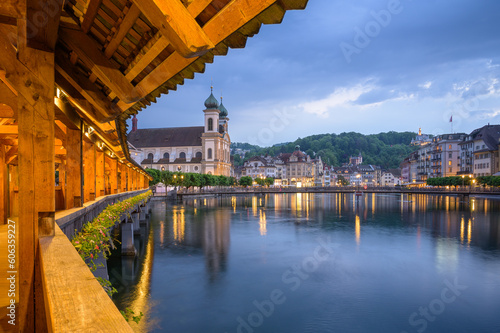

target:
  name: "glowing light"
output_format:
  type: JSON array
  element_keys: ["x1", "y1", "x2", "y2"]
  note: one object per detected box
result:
[
  {"x1": 172, "y1": 207, "x2": 185, "y2": 242},
  {"x1": 467, "y1": 218, "x2": 472, "y2": 246},
  {"x1": 252, "y1": 196, "x2": 258, "y2": 216},
  {"x1": 259, "y1": 210, "x2": 267, "y2": 236},
  {"x1": 355, "y1": 214, "x2": 360, "y2": 246}
]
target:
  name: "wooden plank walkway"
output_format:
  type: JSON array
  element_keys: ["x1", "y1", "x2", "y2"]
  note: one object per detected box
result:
[{"x1": 0, "y1": 220, "x2": 18, "y2": 332}]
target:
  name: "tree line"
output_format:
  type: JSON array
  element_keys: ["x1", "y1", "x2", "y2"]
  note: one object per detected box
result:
[
  {"x1": 146, "y1": 169, "x2": 274, "y2": 189},
  {"x1": 426, "y1": 176, "x2": 500, "y2": 187},
  {"x1": 232, "y1": 131, "x2": 418, "y2": 169}
]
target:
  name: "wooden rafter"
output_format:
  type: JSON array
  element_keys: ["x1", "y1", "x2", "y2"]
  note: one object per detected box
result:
[
  {"x1": 124, "y1": 0, "x2": 212, "y2": 81},
  {"x1": 0, "y1": 125, "x2": 18, "y2": 134},
  {"x1": 0, "y1": 104, "x2": 15, "y2": 118},
  {"x1": 133, "y1": 0, "x2": 214, "y2": 58},
  {"x1": 128, "y1": 0, "x2": 279, "y2": 104},
  {"x1": 81, "y1": 0, "x2": 102, "y2": 33},
  {"x1": 54, "y1": 121, "x2": 66, "y2": 141},
  {"x1": 59, "y1": 27, "x2": 144, "y2": 104},
  {"x1": 5, "y1": 145, "x2": 18, "y2": 164},
  {"x1": 55, "y1": 51, "x2": 119, "y2": 121},
  {"x1": 23, "y1": 0, "x2": 63, "y2": 51},
  {"x1": 104, "y1": 4, "x2": 142, "y2": 59},
  {"x1": 0, "y1": 1, "x2": 26, "y2": 19},
  {"x1": 55, "y1": 71, "x2": 114, "y2": 124},
  {"x1": 54, "y1": 98, "x2": 81, "y2": 131}
]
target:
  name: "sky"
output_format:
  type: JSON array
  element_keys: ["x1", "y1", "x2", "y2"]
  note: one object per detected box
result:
[{"x1": 129, "y1": 0, "x2": 500, "y2": 147}]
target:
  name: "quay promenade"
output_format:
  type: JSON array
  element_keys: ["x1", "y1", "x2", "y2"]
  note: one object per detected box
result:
[{"x1": 156, "y1": 186, "x2": 500, "y2": 199}]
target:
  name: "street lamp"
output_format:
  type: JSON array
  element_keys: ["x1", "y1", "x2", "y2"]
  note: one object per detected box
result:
[{"x1": 462, "y1": 174, "x2": 465, "y2": 188}]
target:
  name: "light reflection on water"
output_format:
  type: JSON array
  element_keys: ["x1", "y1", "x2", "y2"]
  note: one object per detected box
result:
[{"x1": 109, "y1": 193, "x2": 500, "y2": 333}]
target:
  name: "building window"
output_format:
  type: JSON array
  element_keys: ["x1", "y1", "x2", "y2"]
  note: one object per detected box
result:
[
  {"x1": 163, "y1": 152, "x2": 169, "y2": 159},
  {"x1": 449, "y1": 144, "x2": 452, "y2": 149},
  {"x1": 196, "y1": 152, "x2": 202, "y2": 158},
  {"x1": 148, "y1": 153, "x2": 154, "y2": 160},
  {"x1": 179, "y1": 152, "x2": 186, "y2": 159},
  {"x1": 208, "y1": 148, "x2": 212, "y2": 159},
  {"x1": 195, "y1": 166, "x2": 199, "y2": 171},
  {"x1": 208, "y1": 118, "x2": 213, "y2": 131},
  {"x1": 448, "y1": 161, "x2": 452, "y2": 166}
]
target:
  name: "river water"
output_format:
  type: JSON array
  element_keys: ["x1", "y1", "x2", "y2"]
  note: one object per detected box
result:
[{"x1": 108, "y1": 193, "x2": 500, "y2": 333}]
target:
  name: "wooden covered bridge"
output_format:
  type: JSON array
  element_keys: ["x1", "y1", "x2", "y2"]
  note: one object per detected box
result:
[{"x1": 0, "y1": 0, "x2": 308, "y2": 331}]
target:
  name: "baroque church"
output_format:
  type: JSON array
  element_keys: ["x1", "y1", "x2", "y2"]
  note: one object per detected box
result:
[{"x1": 128, "y1": 89, "x2": 231, "y2": 176}]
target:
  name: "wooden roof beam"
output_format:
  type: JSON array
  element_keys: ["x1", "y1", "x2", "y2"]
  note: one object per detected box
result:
[
  {"x1": 0, "y1": 125, "x2": 18, "y2": 134},
  {"x1": 81, "y1": 0, "x2": 102, "y2": 33},
  {"x1": 55, "y1": 51, "x2": 119, "y2": 121},
  {"x1": 104, "y1": 4, "x2": 142, "y2": 59},
  {"x1": 59, "y1": 27, "x2": 144, "y2": 103},
  {"x1": 131, "y1": 0, "x2": 280, "y2": 100},
  {"x1": 0, "y1": 1, "x2": 26, "y2": 19},
  {"x1": 133, "y1": 0, "x2": 214, "y2": 58},
  {"x1": 54, "y1": 121, "x2": 66, "y2": 141},
  {"x1": 124, "y1": 0, "x2": 212, "y2": 81},
  {"x1": 5, "y1": 145, "x2": 18, "y2": 164},
  {"x1": 55, "y1": 71, "x2": 115, "y2": 124},
  {"x1": 54, "y1": 97, "x2": 81, "y2": 130},
  {"x1": 23, "y1": 0, "x2": 63, "y2": 51}
]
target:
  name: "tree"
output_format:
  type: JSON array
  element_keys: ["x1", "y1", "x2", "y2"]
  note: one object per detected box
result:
[
  {"x1": 182, "y1": 173, "x2": 200, "y2": 189},
  {"x1": 264, "y1": 177, "x2": 274, "y2": 186},
  {"x1": 161, "y1": 170, "x2": 174, "y2": 186},
  {"x1": 146, "y1": 168, "x2": 161, "y2": 185},
  {"x1": 255, "y1": 177, "x2": 265, "y2": 186},
  {"x1": 239, "y1": 176, "x2": 253, "y2": 187},
  {"x1": 338, "y1": 175, "x2": 349, "y2": 186}
]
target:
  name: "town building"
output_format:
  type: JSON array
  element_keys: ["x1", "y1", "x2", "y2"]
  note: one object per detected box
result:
[
  {"x1": 381, "y1": 169, "x2": 402, "y2": 187},
  {"x1": 411, "y1": 128, "x2": 432, "y2": 146},
  {"x1": 349, "y1": 152, "x2": 363, "y2": 166},
  {"x1": 459, "y1": 125, "x2": 500, "y2": 177},
  {"x1": 402, "y1": 124, "x2": 500, "y2": 183},
  {"x1": 128, "y1": 90, "x2": 232, "y2": 176},
  {"x1": 241, "y1": 156, "x2": 277, "y2": 179}
]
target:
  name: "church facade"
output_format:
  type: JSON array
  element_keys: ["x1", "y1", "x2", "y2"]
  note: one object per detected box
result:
[{"x1": 128, "y1": 90, "x2": 231, "y2": 176}]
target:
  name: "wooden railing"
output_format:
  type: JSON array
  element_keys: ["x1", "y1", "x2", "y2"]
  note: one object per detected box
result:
[{"x1": 39, "y1": 189, "x2": 150, "y2": 332}]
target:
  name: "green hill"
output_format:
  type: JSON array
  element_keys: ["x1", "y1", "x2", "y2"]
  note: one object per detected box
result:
[{"x1": 232, "y1": 131, "x2": 418, "y2": 169}]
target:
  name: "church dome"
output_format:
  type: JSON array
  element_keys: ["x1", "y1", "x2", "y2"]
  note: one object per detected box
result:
[
  {"x1": 219, "y1": 100, "x2": 228, "y2": 118},
  {"x1": 204, "y1": 91, "x2": 219, "y2": 110}
]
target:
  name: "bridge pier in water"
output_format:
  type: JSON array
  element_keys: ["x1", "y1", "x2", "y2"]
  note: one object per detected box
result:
[{"x1": 121, "y1": 222, "x2": 137, "y2": 256}]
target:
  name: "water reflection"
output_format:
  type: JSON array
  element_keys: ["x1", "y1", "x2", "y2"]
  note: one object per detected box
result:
[{"x1": 109, "y1": 194, "x2": 500, "y2": 333}]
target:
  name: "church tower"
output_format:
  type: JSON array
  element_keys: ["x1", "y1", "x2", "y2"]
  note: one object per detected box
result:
[
  {"x1": 202, "y1": 87, "x2": 221, "y2": 175},
  {"x1": 219, "y1": 96, "x2": 229, "y2": 133}
]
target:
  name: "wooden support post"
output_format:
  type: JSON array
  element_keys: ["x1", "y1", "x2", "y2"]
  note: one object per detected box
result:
[
  {"x1": 56, "y1": 160, "x2": 66, "y2": 211},
  {"x1": 83, "y1": 141, "x2": 96, "y2": 202},
  {"x1": 120, "y1": 163, "x2": 127, "y2": 193},
  {"x1": 17, "y1": 44, "x2": 55, "y2": 333},
  {"x1": 127, "y1": 167, "x2": 133, "y2": 192},
  {"x1": 66, "y1": 128, "x2": 82, "y2": 209},
  {"x1": 108, "y1": 156, "x2": 118, "y2": 194},
  {"x1": 96, "y1": 149, "x2": 105, "y2": 197},
  {"x1": 0, "y1": 144, "x2": 7, "y2": 223},
  {"x1": 8, "y1": 165, "x2": 18, "y2": 218}
]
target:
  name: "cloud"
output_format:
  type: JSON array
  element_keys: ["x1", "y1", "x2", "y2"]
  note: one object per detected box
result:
[
  {"x1": 298, "y1": 85, "x2": 372, "y2": 118},
  {"x1": 419, "y1": 81, "x2": 432, "y2": 89}
]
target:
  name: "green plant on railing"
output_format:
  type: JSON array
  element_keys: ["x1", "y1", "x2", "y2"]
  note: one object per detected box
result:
[
  {"x1": 70, "y1": 190, "x2": 152, "y2": 322},
  {"x1": 120, "y1": 308, "x2": 144, "y2": 324}
]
